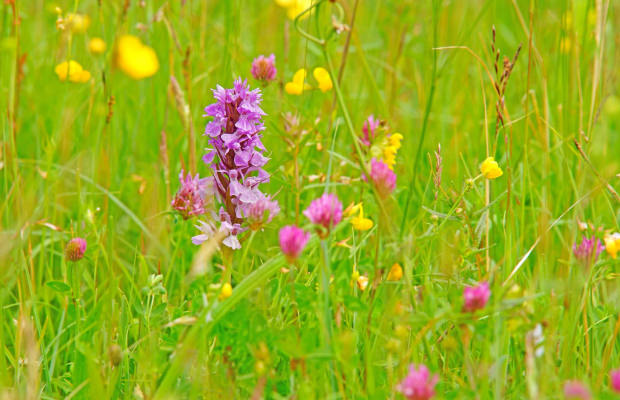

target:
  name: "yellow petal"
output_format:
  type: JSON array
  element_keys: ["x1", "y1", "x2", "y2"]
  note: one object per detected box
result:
[
  {"x1": 292, "y1": 68, "x2": 307, "y2": 85},
  {"x1": 351, "y1": 217, "x2": 373, "y2": 231},
  {"x1": 313, "y1": 67, "x2": 332, "y2": 92},
  {"x1": 386, "y1": 263, "x2": 403, "y2": 281},
  {"x1": 219, "y1": 282, "x2": 232, "y2": 300},
  {"x1": 55, "y1": 60, "x2": 85, "y2": 82},
  {"x1": 88, "y1": 37, "x2": 106, "y2": 54},
  {"x1": 76, "y1": 69, "x2": 91, "y2": 83},
  {"x1": 115, "y1": 35, "x2": 159, "y2": 80},
  {"x1": 357, "y1": 276, "x2": 369, "y2": 291},
  {"x1": 480, "y1": 157, "x2": 503, "y2": 179}
]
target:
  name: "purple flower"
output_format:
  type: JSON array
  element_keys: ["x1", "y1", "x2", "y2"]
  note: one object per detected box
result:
[
  {"x1": 463, "y1": 281, "x2": 490, "y2": 313},
  {"x1": 303, "y1": 193, "x2": 342, "y2": 236},
  {"x1": 563, "y1": 381, "x2": 591, "y2": 399},
  {"x1": 171, "y1": 170, "x2": 212, "y2": 219},
  {"x1": 202, "y1": 78, "x2": 273, "y2": 249},
  {"x1": 397, "y1": 364, "x2": 438, "y2": 400},
  {"x1": 611, "y1": 369, "x2": 620, "y2": 393},
  {"x1": 573, "y1": 236, "x2": 604, "y2": 266},
  {"x1": 279, "y1": 225, "x2": 310, "y2": 263},
  {"x1": 251, "y1": 54, "x2": 277, "y2": 84},
  {"x1": 369, "y1": 158, "x2": 396, "y2": 197},
  {"x1": 243, "y1": 193, "x2": 280, "y2": 231},
  {"x1": 65, "y1": 238, "x2": 87, "y2": 262},
  {"x1": 361, "y1": 115, "x2": 380, "y2": 146}
]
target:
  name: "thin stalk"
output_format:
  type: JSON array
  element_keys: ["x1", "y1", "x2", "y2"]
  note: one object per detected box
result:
[{"x1": 320, "y1": 239, "x2": 337, "y2": 392}]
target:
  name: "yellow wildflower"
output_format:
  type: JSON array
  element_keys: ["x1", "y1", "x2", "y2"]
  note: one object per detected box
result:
[
  {"x1": 480, "y1": 156, "x2": 503, "y2": 179},
  {"x1": 54, "y1": 60, "x2": 91, "y2": 83},
  {"x1": 344, "y1": 202, "x2": 362, "y2": 217},
  {"x1": 274, "y1": 0, "x2": 312, "y2": 20},
  {"x1": 65, "y1": 13, "x2": 90, "y2": 33},
  {"x1": 389, "y1": 133, "x2": 403, "y2": 150},
  {"x1": 219, "y1": 282, "x2": 233, "y2": 300},
  {"x1": 285, "y1": 69, "x2": 311, "y2": 95},
  {"x1": 114, "y1": 35, "x2": 159, "y2": 80},
  {"x1": 386, "y1": 263, "x2": 403, "y2": 281},
  {"x1": 356, "y1": 275, "x2": 369, "y2": 291},
  {"x1": 88, "y1": 37, "x2": 107, "y2": 54},
  {"x1": 350, "y1": 204, "x2": 373, "y2": 231},
  {"x1": 313, "y1": 67, "x2": 332, "y2": 92},
  {"x1": 604, "y1": 233, "x2": 620, "y2": 259}
]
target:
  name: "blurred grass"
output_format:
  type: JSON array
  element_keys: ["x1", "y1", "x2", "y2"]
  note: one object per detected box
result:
[{"x1": 1, "y1": 0, "x2": 619, "y2": 398}]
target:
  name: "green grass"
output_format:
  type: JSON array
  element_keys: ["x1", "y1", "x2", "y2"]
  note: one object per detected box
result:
[{"x1": 1, "y1": 0, "x2": 619, "y2": 398}]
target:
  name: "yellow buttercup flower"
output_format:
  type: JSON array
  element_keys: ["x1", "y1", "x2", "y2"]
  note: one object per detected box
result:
[
  {"x1": 275, "y1": 0, "x2": 312, "y2": 20},
  {"x1": 65, "y1": 13, "x2": 90, "y2": 34},
  {"x1": 480, "y1": 157, "x2": 503, "y2": 179},
  {"x1": 114, "y1": 35, "x2": 159, "y2": 80},
  {"x1": 285, "y1": 69, "x2": 311, "y2": 95},
  {"x1": 54, "y1": 60, "x2": 91, "y2": 83},
  {"x1": 604, "y1": 233, "x2": 620, "y2": 259},
  {"x1": 219, "y1": 282, "x2": 233, "y2": 300},
  {"x1": 89, "y1": 37, "x2": 106, "y2": 54},
  {"x1": 350, "y1": 204, "x2": 373, "y2": 231},
  {"x1": 313, "y1": 67, "x2": 332, "y2": 92},
  {"x1": 386, "y1": 263, "x2": 403, "y2": 281}
]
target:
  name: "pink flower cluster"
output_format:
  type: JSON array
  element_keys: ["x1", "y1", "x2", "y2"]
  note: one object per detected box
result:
[
  {"x1": 370, "y1": 158, "x2": 396, "y2": 197},
  {"x1": 303, "y1": 193, "x2": 342, "y2": 236},
  {"x1": 463, "y1": 281, "x2": 490, "y2": 313},
  {"x1": 397, "y1": 364, "x2": 438, "y2": 400},
  {"x1": 251, "y1": 54, "x2": 277, "y2": 84},
  {"x1": 171, "y1": 171, "x2": 212, "y2": 219}
]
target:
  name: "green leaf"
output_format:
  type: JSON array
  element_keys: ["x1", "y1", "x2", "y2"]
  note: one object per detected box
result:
[{"x1": 46, "y1": 280, "x2": 71, "y2": 293}]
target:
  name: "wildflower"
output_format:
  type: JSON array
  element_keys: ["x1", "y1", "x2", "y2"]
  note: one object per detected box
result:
[
  {"x1": 65, "y1": 13, "x2": 90, "y2": 33},
  {"x1": 65, "y1": 238, "x2": 87, "y2": 262},
  {"x1": 251, "y1": 54, "x2": 277, "y2": 84},
  {"x1": 88, "y1": 37, "x2": 106, "y2": 54},
  {"x1": 480, "y1": 157, "x2": 503, "y2": 179},
  {"x1": 604, "y1": 233, "x2": 620, "y2": 259},
  {"x1": 387, "y1": 263, "x2": 403, "y2": 281},
  {"x1": 243, "y1": 193, "x2": 280, "y2": 231},
  {"x1": 382, "y1": 132, "x2": 403, "y2": 170},
  {"x1": 303, "y1": 193, "x2": 343, "y2": 236},
  {"x1": 563, "y1": 381, "x2": 591, "y2": 400},
  {"x1": 202, "y1": 78, "x2": 273, "y2": 249},
  {"x1": 313, "y1": 67, "x2": 332, "y2": 92},
  {"x1": 611, "y1": 369, "x2": 620, "y2": 393},
  {"x1": 369, "y1": 158, "x2": 396, "y2": 197},
  {"x1": 275, "y1": 0, "x2": 312, "y2": 20},
  {"x1": 463, "y1": 281, "x2": 490, "y2": 313},
  {"x1": 350, "y1": 204, "x2": 373, "y2": 231},
  {"x1": 55, "y1": 60, "x2": 91, "y2": 83},
  {"x1": 219, "y1": 282, "x2": 232, "y2": 300},
  {"x1": 356, "y1": 275, "x2": 369, "y2": 291},
  {"x1": 279, "y1": 225, "x2": 310, "y2": 263},
  {"x1": 285, "y1": 69, "x2": 311, "y2": 95},
  {"x1": 171, "y1": 170, "x2": 212, "y2": 219},
  {"x1": 397, "y1": 364, "x2": 438, "y2": 400},
  {"x1": 572, "y1": 236, "x2": 604, "y2": 265},
  {"x1": 191, "y1": 220, "x2": 216, "y2": 245},
  {"x1": 114, "y1": 35, "x2": 159, "y2": 79},
  {"x1": 361, "y1": 115, "x2": 381, "y2": 146}
]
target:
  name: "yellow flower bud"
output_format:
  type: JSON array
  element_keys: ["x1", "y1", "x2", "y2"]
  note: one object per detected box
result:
[
  {"x1": 219, "y1": 282, "x2": 232, "y2": 300},
  {"x1": 386, "y1": 263, "x2": 403, "y2": 281},
  {"x1": 604, "y1": 233, "x2": 620, "y2": 259},
  {"x1": 313, "y1": 67, "x2": 332, "y2": 93},
  {"x1": 89, "y1": 37, "x2": 107, "y2": 54},
  {"x1": 114, "y1": 35, "x2": 159, "y2": 80},
  {"x1": 480, "y1": 156, "x2": 503, "y2": 179},
  {"x1": 55, "y1": 60, "x2": 91, "y2": 83},
  {"x1": 285, "y1": 68, "x2": 312, "y2": 95}
]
